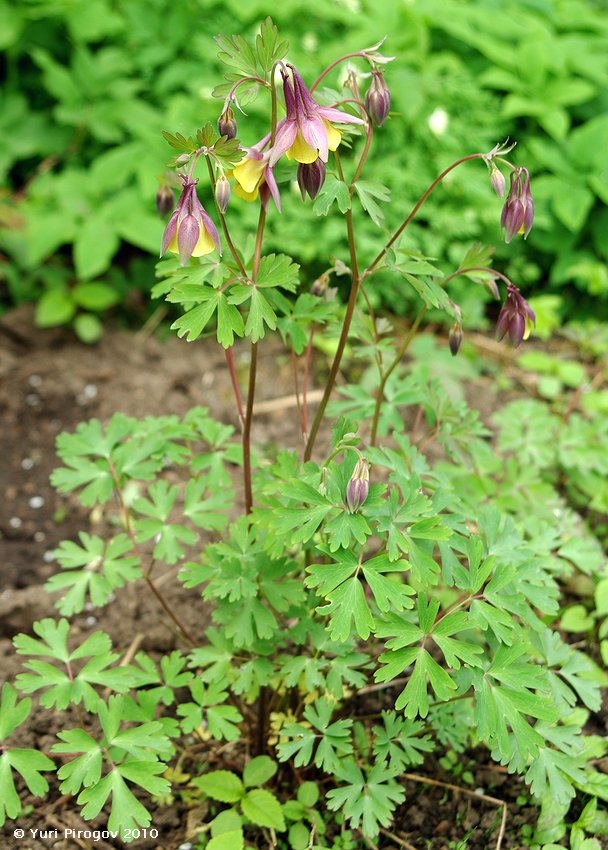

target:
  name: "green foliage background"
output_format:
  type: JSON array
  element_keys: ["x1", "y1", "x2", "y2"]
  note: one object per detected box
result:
[{"x1": 1, "y1": 0, "x2": 607, "y2": 338}]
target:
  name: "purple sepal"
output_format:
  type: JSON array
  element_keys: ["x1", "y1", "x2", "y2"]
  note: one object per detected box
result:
[
  {"x1": 177, "y1": 214, "x2": 200, "y2": 265},
  {"x1": 161, "y1": 209, "x2": 179, "y2": 256}
]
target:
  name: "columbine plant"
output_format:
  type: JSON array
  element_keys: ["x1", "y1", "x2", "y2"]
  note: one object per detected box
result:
[{"x1": 4, "y1": 18, "x2": 606, "y2": 849}]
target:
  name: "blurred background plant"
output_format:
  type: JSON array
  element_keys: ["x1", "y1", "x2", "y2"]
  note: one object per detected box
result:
[{"x1": 1, "y1": 0, "x2": 607, "y2": 341}]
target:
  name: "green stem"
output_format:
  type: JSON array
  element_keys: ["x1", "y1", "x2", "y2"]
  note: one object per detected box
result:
[{"x1": 369, "y1": 307, "x2": 427, "y2": 447}]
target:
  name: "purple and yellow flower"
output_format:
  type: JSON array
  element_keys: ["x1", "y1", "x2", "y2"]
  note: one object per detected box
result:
[
  {"x1": 269, "y1": 66, "x2": 365, "y2": 167},
  {"x1": 231, "y1": 133, "x2": 282, "y2": 211},
  {"x1": 496, "y1": 282, "x2": 536, "y2": 347},
  {"x1": 161, "y1": 176, "x2": 221, "y2": 265},
  {"x1": 500, "y1": 167, "x2": 534, "y2": 243}
]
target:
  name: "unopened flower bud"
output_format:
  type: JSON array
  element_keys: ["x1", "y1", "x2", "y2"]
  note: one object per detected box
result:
[
  {"x1": 156, "y1": 184, "x2": 174, "y2": 218},
  {"x1": 483, "y1": 277, "x2": 500, "y2": 300},
  {"x1": 311, "y1": 272, "x2": 330, "y2": 297},
  {"x1": 449, "y1": 324, "x2": 464, "y2": 356},
  {"x1": 297, "y1": 158, "x2": 326, "y2": 201},
  {"x1": 490, "y1": 165, "x2": 506, "y2": 198},
  {"x1": 215, "y1": 175, "x2": 231, "y2": 214},
  {"x1": 218, "y1": 106, "x2": 237, "y2": 140},
  {"x1": 346, "y1": 457, "x2": 370, "y2": 513},
  {"x1": 500, "y1": 167, "x2": 534, "y2": 243},
  {"x1": 175, "y1": 153, "x2": 191, "y2": 165},
  {"x1": 365, "y1": 69, "x2": 391, "y2": 127}
]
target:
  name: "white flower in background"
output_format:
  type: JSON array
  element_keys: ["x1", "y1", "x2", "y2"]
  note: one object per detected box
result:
[{"x1": 428, "y1": 107, "x2": 449, "y2": 136}]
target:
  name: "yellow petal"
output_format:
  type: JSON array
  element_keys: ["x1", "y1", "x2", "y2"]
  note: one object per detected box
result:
[
  {"x1": 192, "y1": 226, "x2": 216, "y2": 257},
  {"x1": 286, "y1": 130, "x2": 319, "y2": 164},
  {"x1": 325, "y1": 120, "x2": 342, "y2": 152},
  {"x1": 167, "y1": 231, "x2": 179, "y2": 254},
  {"x1": 233, "y1": 157, "x2": 265, "y2": 194},
  {"x1": 233, "y1": 182, "x2": 259, "y2": 203}
]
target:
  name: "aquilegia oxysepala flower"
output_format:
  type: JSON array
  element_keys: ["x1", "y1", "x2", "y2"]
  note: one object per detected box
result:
[
  {"x1": 270, "y1": 66, "x2": 365, "y2": 167},
  {"x1": 231, "y1": 133, "x2": 282, "y2": 211},
  {"x1": 161, "y1": 175, "x2": 221, "y2": 265},
  {"x1": 500, "y1": 167, "x2": 534, "y2": 243},
  {"x1": 496, "y1": 282, "x2": 536, "y2": 347}
]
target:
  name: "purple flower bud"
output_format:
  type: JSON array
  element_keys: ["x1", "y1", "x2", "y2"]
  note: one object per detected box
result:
[
  {"x1": 500, "y1": 167, "x2": 534, "y2": 243},
  {"x1": 218, "y1": 107, "x2": 237, "y2": 140},
  {"x1": 297, "y1": 158, "x2": 326, "y2": 201},
  {"x1": 490, "y1": 165, "x2": 505, "y2": 198},
  {"x1": 311, "y1": 272, "x2": 330, "y2": 297},
  {"x1": 346, "y1": 457, "x2": 370, "y2": 513},
  {"x1": 156, "y1": 184, "x2": 174, "y2": 218},
  {"x1": 215, "y1": 175, "x2": 231, "y2": 214},
  {"x1": 496, "y1": 282, "x2": 536, "y2": 347},
  {"x1": 365, "y1": 69, "x2": 391, "y2": 127},
  {"x1": 449, "y1": 324, "x2": 463, "y2": 356}
]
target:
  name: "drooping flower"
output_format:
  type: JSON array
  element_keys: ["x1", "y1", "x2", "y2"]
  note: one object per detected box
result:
[
  {"x1": 448, "y1": 323, "x2": 464, "y2": 356},
  {"x1": 269, "y1": 66, "x2": 365, "y2": 167},
  {"x1": 496, "y1": 282, "x2": 536, "y2": 346},
  {"x1": 218, "y1": 106, "x2": 237, "y2": 140},
  {"x1": 231, "y1": 133, "x2": 282, "y2": 212},
  {"x1": 155, "y1": 183, "x2": 174, "y2": 218},
  {"x1": 297, "y1": 158, "x2": 326, "y2": 200},
  {"x1": 346, "y1": 457, "x2": 370, "y2": 513},
  {"x1": 161, "y1": 176, "x2": 221, "y2": 265},
  {"x1": 365, "y1": 68, "x2": 391, "y2": 127},
  {"x1": 500, "y1": 167, "x2": 534, "y2": 243}
]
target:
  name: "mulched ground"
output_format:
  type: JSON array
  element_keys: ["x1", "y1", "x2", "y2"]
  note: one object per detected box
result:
[{"x1": 0, "y1": 305, "x2": 603, "y2": 850}]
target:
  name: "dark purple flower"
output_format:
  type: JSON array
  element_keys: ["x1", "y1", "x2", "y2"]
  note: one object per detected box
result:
[
  {"x1": 500, "y1": 167, "x2": 534, "y2": 243},
  {"x1": 156, "y1": 184, "x2": 174, "y2": 218},
  {"x1": 297, "y1": 158, "x2": 326, "y2": 201},
  {"x1": 449, "y1": 323, "x2": 463, "y2": 356},
  {"x1": 161, "y1": 176, "x2": 221, "y2": 265},
  {"x1": 496, "y1": 282, "x2": 536, "y2": 346},
  {"x1": 365, "y1": 69, "x2": 391, "y2": 127},
  {"x1": 218, "y1": 106, "x2": 237, "y2": 140},
  {"x1": 346, "y1": 457, "x2": 370, "y2": 513}
]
